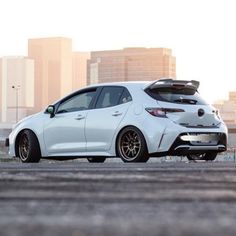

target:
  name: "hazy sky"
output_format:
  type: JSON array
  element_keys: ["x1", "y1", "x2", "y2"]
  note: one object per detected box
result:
[{"x1": 0, "y1": 0, "x2": 235, "y2": 103}]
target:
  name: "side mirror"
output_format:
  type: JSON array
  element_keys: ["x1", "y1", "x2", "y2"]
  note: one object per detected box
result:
[{"x1": 46, "y1": 105, "x2": 55, "y2": 118}]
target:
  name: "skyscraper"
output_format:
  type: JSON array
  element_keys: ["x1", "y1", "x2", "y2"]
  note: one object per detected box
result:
[
  {"x1": 0, "y1": 56, "x2": 34, "y2": 123},
  {"x1": 72, "y1": 52, "x2": 90, "y2": 91},
  {"x1": 87, "y1": 47, "x2": 176, "y2": 84},
  {"x1": 213, "y1": 92, "x2": 236, "y2": 124},
  {"x1": 28, "y1": 37, "x2": 72, "y2": 112}
]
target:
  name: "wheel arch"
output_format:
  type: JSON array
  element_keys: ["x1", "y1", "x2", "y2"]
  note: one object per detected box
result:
[
  {"x1": 115, "y1": 125, "x2": 149, "y2": 157},
  {"x1": 15, "y1": 129, "x2": 41, "y2": 157}
]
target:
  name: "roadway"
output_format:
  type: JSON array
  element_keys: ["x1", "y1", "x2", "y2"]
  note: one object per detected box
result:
[{"x1": 1, "y1": 158, "x2": 236, "y2": 236}]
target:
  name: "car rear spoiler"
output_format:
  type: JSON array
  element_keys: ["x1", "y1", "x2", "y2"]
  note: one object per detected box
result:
[{"x1": 144, "y1": 78, "x2": 200, "y2": 91}]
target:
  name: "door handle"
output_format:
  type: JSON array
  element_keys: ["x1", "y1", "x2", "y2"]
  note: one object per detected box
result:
[
  {"x1": 75, "y1": 114, "x2": 85, "y2": 120},
  {"x1": 112, "y1": 111, "x2": 122, "y2": 116}
]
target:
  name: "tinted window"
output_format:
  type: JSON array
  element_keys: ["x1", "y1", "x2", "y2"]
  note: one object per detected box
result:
[
  {"x1": 57, "y1": 90, "x2": 96, "y2": 113},
  {"x1": 96, "y1": 87, "x2": 124, "y2": 108},
  {"x1": 146, "y1": 87, "x2": 207, "y2": 105},
  {"x1": 119, "y1": 88, "x2": 132, "y2": 104}
]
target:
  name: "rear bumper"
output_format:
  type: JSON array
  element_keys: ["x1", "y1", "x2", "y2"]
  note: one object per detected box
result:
[
  {"x1": 171, "y1": 145, "x2": 226, "y2": 155},
  {"x1": 169, "y1": 132, "x2": 227, "y2": 156},
  {"x1": 150, "y1": 132, "x2": 227, "y2": 157}
]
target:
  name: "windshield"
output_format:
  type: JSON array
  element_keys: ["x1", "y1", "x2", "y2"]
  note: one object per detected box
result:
[{"x1": 146, "y1": 87, "x2": 208, "y2": 105}]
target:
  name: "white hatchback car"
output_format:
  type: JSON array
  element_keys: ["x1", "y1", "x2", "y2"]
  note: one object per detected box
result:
[{"x1": 7, "y1": 79, "x2": 227, "y2": 163}]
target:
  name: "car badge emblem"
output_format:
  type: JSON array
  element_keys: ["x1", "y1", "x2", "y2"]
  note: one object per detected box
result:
[{"x1": 198, "y1": 108, "x2": 205, "y2": 117}]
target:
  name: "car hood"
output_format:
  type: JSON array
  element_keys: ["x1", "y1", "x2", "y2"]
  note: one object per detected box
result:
[{"x1": 13, "y1": 112, "x2": 42, "y2": 130}]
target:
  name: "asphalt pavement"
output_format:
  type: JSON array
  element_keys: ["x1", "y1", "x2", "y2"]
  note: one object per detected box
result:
[{"x1": 1, "y1": 158, "x2": 236, "y2": 236}]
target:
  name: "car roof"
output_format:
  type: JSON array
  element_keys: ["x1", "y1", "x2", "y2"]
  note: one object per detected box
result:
[
  {"x1": 86, "y1": 78, "x2": 197, "y2": 90},
  {"x1": 86, "y1": 81, "x2": 152, "y2": 89}
]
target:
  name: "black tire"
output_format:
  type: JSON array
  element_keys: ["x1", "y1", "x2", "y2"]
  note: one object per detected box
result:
[
  {"x1": 117, "y1": 126, "x2": 149, "y2": 163},
  {"x1": 17, "y1": 130, "x2": 41, "y2": 163},
  {"x1": 187, "y1": 152, "x2": 217, "y2": 161},
  {"x1": 87, "y1": 157, "x2": 106, "y2": 163}
]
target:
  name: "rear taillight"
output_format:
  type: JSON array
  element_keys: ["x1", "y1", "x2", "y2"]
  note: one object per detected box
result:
[
  {"x1": 145, "y1": 108, "x2": 167, "y2": 117},
  {"x1": 145, "y1": 108, "x2": 184, "y2": 118}
]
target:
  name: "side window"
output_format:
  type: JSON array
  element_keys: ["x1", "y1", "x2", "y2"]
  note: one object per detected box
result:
[
  {"x1": 119, "y1": 88, "x2": 132, "y2": 104},
  {"x1": 96, "y1": 87, "x2": 124, "y2": 109},
  {"x1": 57, "y1": 90, "x2": 96, "y2": 113}
]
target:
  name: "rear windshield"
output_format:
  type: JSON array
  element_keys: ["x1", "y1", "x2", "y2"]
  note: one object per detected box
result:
[{"x1": 145, "y1": 87, "x2": 208, "y2": 105}]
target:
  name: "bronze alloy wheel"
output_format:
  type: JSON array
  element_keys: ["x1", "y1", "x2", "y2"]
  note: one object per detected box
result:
[
  {"x1": 19, "y1": 132, "x2": 30, "y2": 162},
  {"x1": 120, "y1": 130, "x2": 141, "y2": 160},
  {"x1": 17, "y1": 130, "x2": 41, "y2": 163},
  {"x1": 118, "y1": 127, "x2": 149, "y2": 162}
]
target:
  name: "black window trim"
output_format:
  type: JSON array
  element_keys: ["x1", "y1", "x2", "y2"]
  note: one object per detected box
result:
[
  {"x1": 119, "y1": 87, "x2": 133, "y2": 104},
  {"x1": 45, "y1": 85, "x2": 133, "y2": 115},
  {"x1": 54, "y1": 87, "x2": 98, "y2": 114},
  {"x1": 94, "y1": 85, "x2": 132, "y2": 109}
]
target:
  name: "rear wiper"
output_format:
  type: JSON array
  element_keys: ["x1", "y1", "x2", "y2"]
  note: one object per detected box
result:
[{"x1": 174, "y1": 98, "x2": 197, "y2": 104}]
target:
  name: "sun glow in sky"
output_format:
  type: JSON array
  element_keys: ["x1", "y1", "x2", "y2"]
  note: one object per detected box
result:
[{"x1": 1, "y1": 0, "x2": 236, "y2": 103}]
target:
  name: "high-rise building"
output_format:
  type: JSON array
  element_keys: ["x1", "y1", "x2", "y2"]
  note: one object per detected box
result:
[
  {"x1": 87, "y1": 47, "x2": 176, "y2": 84},
  {"x1": 28, "y1": 37, "x2": 72, "y2": 112},
  {"x1": 214, "y1": 92, "x2": 236, "y2": 124},
  {"x1": 229, "y1": 92, "x2": 236, "y2": 102},
  {"x1": 0, "y1": 56, "x2": 34, "y2": 123},
  {"x1": 72, "y1": 52, "x2": 90, "y2": 91}
]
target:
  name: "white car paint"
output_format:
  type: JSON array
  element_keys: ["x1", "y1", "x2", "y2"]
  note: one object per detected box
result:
[{"x1": 8, "y1": 79, "x2": 228, "y2": 161}]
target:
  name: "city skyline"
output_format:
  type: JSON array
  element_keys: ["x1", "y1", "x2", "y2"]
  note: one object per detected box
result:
[
  {"x1": 87, "y1": 48, "x2": 175, "y2": 84},
  {"x1": 0, "y1": 56, "x2": 34, "y2": 123},
  {"x1": 28, "y1": 37, "x2": 73, "y2": 111},
  {"x1": 1, "y1": 37, "x2": 175, "y2": 123},
  {"x1": 1, "y1": 0, "x2": 236, "y2": 103},
  {"x1": 0, "y1": 36, "x2": 236, "y2": 125}
]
